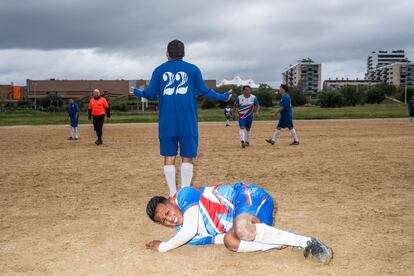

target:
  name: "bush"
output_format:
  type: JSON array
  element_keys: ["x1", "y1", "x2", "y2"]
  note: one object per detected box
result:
[
  {"x1": 366, "y1": 88, "x2": 385, "y2": 104},
  {"x1": 255, "y1": 84, "x2": 276, "y2": 107},
  {"x1": 319, "y1": 91, "x2": 344, "y2": 108},
  {"x1": 339, "y1": 86, "x2": 366, "y2": 106},
  {"x1": 201, "y1": 99, "x2": 216, "y2": 109},
  {"x1": 288, "y1": 86, "x2": 307, "y2": 106}
]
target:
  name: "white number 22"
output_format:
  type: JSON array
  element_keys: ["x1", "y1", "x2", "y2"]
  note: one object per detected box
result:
[{"x1": 163, "y1": 71, "x2": 188, "y2": 95}]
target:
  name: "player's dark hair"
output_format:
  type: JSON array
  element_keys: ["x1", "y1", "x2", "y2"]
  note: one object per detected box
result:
[
  {"x1": 167, "y1": 40, "x2": 185, "y2": 59},
  {"x1": 280, "y1": 84, "x2": 288, "y2": 92},
  {"x1": 242, "y1": 85, "x2": 251, "y2": 91},
  {"x1": 146, "y1": 196, "x2": 168, "y2": 222}
]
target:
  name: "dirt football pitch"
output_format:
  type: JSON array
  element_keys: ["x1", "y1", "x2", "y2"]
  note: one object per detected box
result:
[{"x1": 0, "y1": 119, "x2": 413, "y2": 275}]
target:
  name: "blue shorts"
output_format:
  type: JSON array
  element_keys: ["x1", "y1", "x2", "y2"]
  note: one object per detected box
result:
[
  {"x1": 239, "y1": 118, "x2": 253, "y2": 130},
  {"x1": 234, "y1": 183, "x2": 275, "y2": 226},
  {"x1": 277, "y1": 118, "x2": 293, "y2": 129},
  {"x1": 159, "y1": 136, "x2": 198, "y2": 158},
  {"x1": 70, "y1": 118, "x2": 79, "y2": 127}
]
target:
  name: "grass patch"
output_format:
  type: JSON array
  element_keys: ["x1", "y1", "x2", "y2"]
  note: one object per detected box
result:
[{"x1": 0, "y1": 102, "x2": 408, "y2": 126}]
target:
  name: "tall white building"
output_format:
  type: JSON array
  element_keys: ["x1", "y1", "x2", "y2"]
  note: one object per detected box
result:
[
  {"x1": 218, "y1": 76, "x2": 259, "y2": 88},
  {"x1": 282, "y1": 58, "x2": 321, "y2": 93},
  {"x1": 366, "y1": 50, "x2": 409, "y2": 78}
]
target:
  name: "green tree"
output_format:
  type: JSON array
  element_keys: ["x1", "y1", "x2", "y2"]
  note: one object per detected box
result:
[
  {"x1": 255, "y1": 84, "x2": 276, "y2": 107},
  {"x1": 319, "y1": 91, "x2": 344, "y2": 108},
  {"x1": 366, "y1": 87, "x2": 386, "y2": 104},
  {"x1": 288, "y1": 86, "x2": 307, "y2": 106},
  {"x1": 339, "y1": 86, "x2": 366, "y2": 106}
]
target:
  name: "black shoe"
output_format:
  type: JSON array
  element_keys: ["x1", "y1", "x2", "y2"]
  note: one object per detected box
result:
[
  {"x1": 265, "y1": 139, "x2": 275, "y2": 145},
  {"x1": 241, "y1": 141, "x2": 245, "y2": 148},
  {"x1": 303, "y1": 237, "x2": 333, "y2": 264},
  {"x1": 95, "y1": 140, "x2": 100, "y2": 145},
  {"x1": 245, "y1": 141, "x2": 250, "y2": 146},
  {"x1": 290, "y1": 141, "x2": 300, "y2": 145}
]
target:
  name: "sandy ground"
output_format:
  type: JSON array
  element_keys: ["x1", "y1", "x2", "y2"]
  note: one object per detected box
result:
[{"x1": 0, "y1": 119, "x2": 413, "y2": 275}]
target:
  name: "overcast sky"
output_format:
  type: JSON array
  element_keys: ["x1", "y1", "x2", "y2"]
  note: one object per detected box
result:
[{"x1": 0, "y1": 0, "x2": 413, "y2": 87}]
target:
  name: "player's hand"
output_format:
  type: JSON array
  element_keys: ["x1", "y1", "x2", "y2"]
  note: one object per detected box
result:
[
  {"x1": 145, "y1": 240, "x2": 161, "y2": 251},
  {"x1": 106, "y1": 117, "x2": 111, "y2": 123},
  {"x1": 129, "y1": 86, "x2": 135, "y2": 94},
  {"x1": 226, "y1": 89, "x2": 233, "y2": 102},
  {"x1": 255, "y1": 112, "x2": 259, "y2": 117}
]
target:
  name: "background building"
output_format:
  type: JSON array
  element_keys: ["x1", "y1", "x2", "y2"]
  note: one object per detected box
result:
[
  {"x1": 26, "y1": 79, "x2": 217, "y2": 101},
  {"x1": 323, "y1": 78, "x2": 380, "y2": 91},
  {"x1": 366, "y1": 50, "x2": 409, "y2": 78},
  {"x1": 282, "y1": 58, "x2": 321, "y2": 93},
  {"x1": 218, "y1": 76, "x2": 259, "y2": 88},
  {"x1": 367, "y1": 62, "x2": 414, "y2": 88}
]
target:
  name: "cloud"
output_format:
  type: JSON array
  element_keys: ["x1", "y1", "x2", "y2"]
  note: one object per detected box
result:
[{"x1": 0, "y1": 0, "x2": 413, "y2": 86}]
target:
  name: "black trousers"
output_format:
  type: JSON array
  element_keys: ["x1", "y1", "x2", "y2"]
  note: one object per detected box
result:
[{"x1": 93, "y1": 115, "x2": 105, "y2": 140}]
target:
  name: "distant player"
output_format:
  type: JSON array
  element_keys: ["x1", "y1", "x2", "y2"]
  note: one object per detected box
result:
[
  {"x1": 145, "y1": 182, "x2": 333, "y2": 264},
  {"x1": 233, "y1": 85, "x2": 260, "y2": 148},
  {"x1": 224, "y1": 105, "x2": 232, "y2": 126},
  {"x1": 408, "y1": 95, "x2": 414, "y2": 127},
  {"x1": 266, "y1": 84, "x2": 299, "y2": 145},
  {"x1": 131, "y1": 40, "x2": 232, "y2": 196},
  {"x1": 67, "y1": 98, "x2": 80, "y2": 140},
  {"x1": 88, "y1": 89, "x2": 111, "y2": 145}
]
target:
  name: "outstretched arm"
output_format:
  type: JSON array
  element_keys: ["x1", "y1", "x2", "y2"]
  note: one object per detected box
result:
[
  {"x1": 146, "y1": 205, "x2": 199, "y2": 252},
  {"x1": 195, "y1": 68, "x2": 232, "y2": 101},
  {"x1": 132, "y1": 71, "x2": 160, "y2": 100}
]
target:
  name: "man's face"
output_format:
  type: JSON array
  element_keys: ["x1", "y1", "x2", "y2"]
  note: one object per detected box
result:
[
  {"x1": 68, "y1": 99, "x2": 73, "y2": 104},
  {"x1": 93, "y1": 89, "x2": 100, "y2": 98},
  {"x1": 243, "y1": 87, "x2": 252, "y2": 97},
  {"x1": 154, "y1": 200, "x2": 184, "y2": 227},
  {"x1": 279, "y1": 86, "x2": 286, "y2": 95}
]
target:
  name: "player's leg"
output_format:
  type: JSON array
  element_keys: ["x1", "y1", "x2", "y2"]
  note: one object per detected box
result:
[
  {"x1": 233, "y1": 213, "x2": 332, "y2": 263},
  {"x1": 179, "y1": 136, "x2": 197, "y2": 188},
  {"x1": 266, "y1": 125, "x2": 282, "y2": 145},
  {"x1": 244, "y1": 119, "x2": 252, "y2": 145},
  {"x1": 410, "y1": 116, "x2": 413, "y2": 126},
  {"x1": 232, "y1": 184, "x2": 332, "y2": 263},
  {"x1": 92, "y1": 116, "x2": 99, "y2": 144},
  {"x1": 94, "y1": 115, "x2": 104, "y2": 144},
  {"x1": 288, "y1": 125, "x2": 299, "y2": 145},
  {"x1": 223, "y1": 227, "x2": 284, "y2": 252},
  {"x1": 161, "y1": 137, "x2": 179, "y2": 197},
  {"x1": 70, "y1": 126, "x2": 74, "y2": 140},
  {"x1": 239, "y1": 119, "x2": 246, "y2": 148},
  {"x1": 74, "y1": 126, "x2": 79, "y2": 139}
]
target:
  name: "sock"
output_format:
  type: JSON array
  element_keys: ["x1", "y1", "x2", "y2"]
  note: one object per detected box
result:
[
  {"x1": 271, "y1": 129, "x2": 281, "y2": 141},
  {"x1": 164, "y1": 165, "x2": 176, "y2": 196},
  {"x1": 245, "y1": 130, "x2": 250, "y2": 142},
  {"x1": 180, "y1": 162, "x2": 193, "y2": 188},
  {"x1": 290, "y1": 128, "x2": 299, "y2": 142},
  {"x1": 240, "y1": 129, "x2": 245, "y2": 142},
  {"x1": 74, "y1": 127, "x2": 78, "y2": 139},
  {"x1": 237, "y1": 240, "x2": 284, "y2": 252},
  {"x1": 254, "y1": 223, "x2": 311, "y2": 249}
]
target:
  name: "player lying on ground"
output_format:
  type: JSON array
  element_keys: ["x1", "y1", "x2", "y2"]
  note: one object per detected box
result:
[{"x1": 145, "y1": 183, "x2": 333, "y2": 264}]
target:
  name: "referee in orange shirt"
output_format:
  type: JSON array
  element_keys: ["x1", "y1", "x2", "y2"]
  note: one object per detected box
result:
[{"x1": 88, "y1": 89, "x2": 111, "y2": 145}]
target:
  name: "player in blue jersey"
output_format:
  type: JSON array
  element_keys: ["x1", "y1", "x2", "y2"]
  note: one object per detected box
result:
[
  {"x1": 266, "y1": 84, "x2": 299, "y2": 145},
  {"x1": 131, "y1": 40, "x2": 232, "y2": 196},
  {"x1": 145, "y1": 182, "x2": 333, "y2": 264},
  {"x1": 233, "y1": 85, "x2": 260, "y2": 148},
  {"x1": 408, "y1": 95, "x2": 414, "y2": 127},
  {"x1": 67, "y1": 98, "x2": 80, "y2": 140}
]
